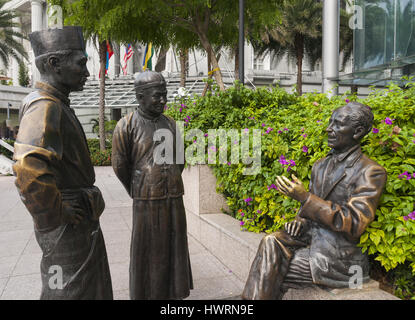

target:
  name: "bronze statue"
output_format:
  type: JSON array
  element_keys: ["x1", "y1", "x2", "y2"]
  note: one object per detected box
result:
[
  {"x1": 242, "y1": 102, "x2": 387, "y2": 300},
  {"x1": 13, "y1": 27, "x2": 113, "y2": 300},
  {"x1": 112, "y1": 70, "x2": 193, "y2": 300}
]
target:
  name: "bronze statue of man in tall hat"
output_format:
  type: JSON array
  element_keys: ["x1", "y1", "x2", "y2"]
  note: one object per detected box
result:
[
  {"x1": 13, "y1": 26, "x2": 113, "y2": 300},
  {"x1": 112, "y1": 70, "x2": 193, "y2": 300}
]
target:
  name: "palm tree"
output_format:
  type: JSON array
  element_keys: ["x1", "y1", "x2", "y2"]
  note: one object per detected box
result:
[
  {"x1": 251, "y1": 0, "x2": 353, "y2": 95},
  {"x1": 0, "y1": 0, "x2": 27, "y2": 70}
]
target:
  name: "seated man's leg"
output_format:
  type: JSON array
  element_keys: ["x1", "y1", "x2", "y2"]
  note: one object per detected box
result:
[
  {"x1": 242, "y1": 230, "x2": 308, "y2": 300},
  {"x1": 280, "y1": 247, "x2": 314, "y2": 297}
]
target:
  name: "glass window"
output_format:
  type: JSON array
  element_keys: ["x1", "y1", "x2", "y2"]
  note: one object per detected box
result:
[{"x1": 354, "y1": 0, "x2": 415, "y2": 71}]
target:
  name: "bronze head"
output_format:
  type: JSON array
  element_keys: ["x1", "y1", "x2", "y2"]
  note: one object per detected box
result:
[
  {"x1": 134, "y1": 71, "x2": 167, "y2": 118},
  {"x1": 326, "y1": 102, "x2": 373, "y2": 153},
  {"x1": 29, "y1": 26, "x2": 89, "y2": 93}
]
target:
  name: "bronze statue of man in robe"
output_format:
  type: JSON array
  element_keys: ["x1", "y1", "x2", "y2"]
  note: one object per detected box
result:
[
  {"x1": 13, "y1": 27, "x2": 113, "y2": 300},
  {"x1": 242, "y1": 102, "x2": 387, "y2": 300},
  {"x1": 112, "y1": 70, "x2": 193, "y2": 300}
]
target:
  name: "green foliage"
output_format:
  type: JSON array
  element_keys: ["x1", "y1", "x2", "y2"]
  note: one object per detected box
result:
[
  {"x1": 90, "y1": 118, "x2": 117, "y2": 141},
  {"x1": 87, "y1": 138, "x2": 112, "y2": 166},
  {"x1": 165, "y1": 80, "x2": 415, "y2": 282},
  {"x1": 0, "y1": 0, "x2": 28, "y2": 69},
  {"x1": 0, "y1": 138, "x2": 14, "y2": 158},
  {"x1": 18, "y1": 62, "x2": 30, "y2": 87}
]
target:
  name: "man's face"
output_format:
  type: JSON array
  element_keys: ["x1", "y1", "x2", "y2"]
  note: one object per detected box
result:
[
  {"x1": 137, "y1": 85, "x2": 167, "y2": 117},
  {"x1": 57, "y1": 50, "x2": 89, "y2": 92},
  {"x1": 326, "y1": 108, "x2": 358, "y2": 153}
]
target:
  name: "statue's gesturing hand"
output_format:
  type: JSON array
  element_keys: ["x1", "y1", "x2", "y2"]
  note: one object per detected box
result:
[
  {"x1": 275, "y1": 175, "x2": 309, "y2": 204},
  {"x1": 284, "y1": 220, "x2": 303, "y2": 237}
]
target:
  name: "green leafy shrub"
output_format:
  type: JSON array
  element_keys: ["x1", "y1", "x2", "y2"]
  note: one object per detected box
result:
[
  {"x1": 0, "y1": 139, "x2": 15, "y2": 158},
  {"x1": 165, "y1": 80, "x2": 415, "y2": 294},
  {"x1": 87, "y1": 138, "x2": 112, "y2": 166}
]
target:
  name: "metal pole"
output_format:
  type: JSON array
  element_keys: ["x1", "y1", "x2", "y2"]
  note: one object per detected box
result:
[
  {"x1": 239, "y1": 0, "x2": 245, "y2": 84},
  {"x1": 322, "y1": 0, "x2": 340, "y2": 97}
]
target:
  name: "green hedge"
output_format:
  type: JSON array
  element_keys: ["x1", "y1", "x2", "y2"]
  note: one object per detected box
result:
[
  {"x1": 0, "y1": 139, "x2": 15, "y2": 158},
  {"x1": 165, "y1": 81, "x2": 415, "y2": 297},
  {"x1": 87, "y1": 139, "x2": 112, "y2": 166}
]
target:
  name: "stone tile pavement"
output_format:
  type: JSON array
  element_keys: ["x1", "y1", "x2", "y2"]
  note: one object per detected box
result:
[{"x1": 0, "y1": 166, "x2": 244, "y2": 300}]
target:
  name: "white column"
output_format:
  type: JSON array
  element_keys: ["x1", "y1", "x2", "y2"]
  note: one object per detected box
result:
[
  {"x1": 31, "y1": 0, "x2": 45, "y2": 85},
  {"x1": 31, "y1": 0, "x2": 44, "y2": 32},
  {"x1": 322, "y1": 0, "x2": 340, "y2": 97}
]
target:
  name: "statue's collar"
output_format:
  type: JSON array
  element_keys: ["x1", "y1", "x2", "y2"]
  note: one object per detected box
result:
[
  {"x1": 136, "y1": 107, "x2": 162, "y2": 122},
  {"x1": 35, "y1": 81, "x2": 70, "y2": 106},
  {"x1": 329, "y1": 144, "x2": 361, "y2": 164}
]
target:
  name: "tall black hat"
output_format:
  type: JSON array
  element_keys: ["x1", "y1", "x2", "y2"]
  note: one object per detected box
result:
[{"x1": 29, "y1": 26, "x2": 86, "y2": 57}]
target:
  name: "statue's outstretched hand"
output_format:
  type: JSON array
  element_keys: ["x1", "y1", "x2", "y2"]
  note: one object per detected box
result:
[{"x1": 275, "y1": 174, "x2": 309, "y2": 204}]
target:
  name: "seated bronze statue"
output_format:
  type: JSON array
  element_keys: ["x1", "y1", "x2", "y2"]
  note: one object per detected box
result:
[{"x1": 242, "y1": 102, "x2": 387, "y2": 300}]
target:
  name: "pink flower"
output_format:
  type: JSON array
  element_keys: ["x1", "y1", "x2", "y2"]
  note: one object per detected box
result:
[
  {"x1": 345, "y1": 99, "x2": 350, "y2": 103},
  {"x1": 240, "y1": 221, "x2": 245, "y2": 226},
  {"x1": 302, "y1": 146, "x2": 309, "y2": 153},
  {"x1": 312, "y1": 102, "x2": 319, "y2": 106},
  {"x1": 372, "y1": 128, "x2": 379, "y2": 134}
]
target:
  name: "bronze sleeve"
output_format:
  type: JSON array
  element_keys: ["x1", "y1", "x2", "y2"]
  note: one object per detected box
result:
[
  {"x1": 299, "y1": 165, "x2": 387, "y2": 241},
  {"x1": 13, "y1": 99, "x2": 63, "y2": 232},
  {"x1": 112, "y1": 116, "x2": 132, "y2": 197}
]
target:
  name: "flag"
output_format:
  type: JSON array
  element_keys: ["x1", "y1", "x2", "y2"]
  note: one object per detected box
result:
[
  {"x1": 99, "y1": 40, "x2": 113, "y2": 78},
  {"x1": 105, "y1": 40, "x2": 113, "y2": 75},
  {"x1": 142, "y1": 43, "x2": 154, "y2": 71},
  {"x1": 122, "y1": 44, "x2": 134, "y2": 75}
]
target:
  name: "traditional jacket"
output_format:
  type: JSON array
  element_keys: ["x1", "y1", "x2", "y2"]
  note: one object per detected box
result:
[
  {"x1": 112, "y1": 108, "x2": 184, "y2": 200},
  {"x1": 13, "y1": 82, "x2": 104, "y2": 232},
  {"x1": 298, "y1": 145, "x2": 387, "y2": 287}
]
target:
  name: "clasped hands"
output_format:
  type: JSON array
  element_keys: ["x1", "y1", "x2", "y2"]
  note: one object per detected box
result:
[{"x1": 275, "y1": 174, "x2": 310, "y2": 238}]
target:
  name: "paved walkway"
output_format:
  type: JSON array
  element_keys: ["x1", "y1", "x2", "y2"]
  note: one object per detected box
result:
[{"x1": 0, "y1": 166, "x2": 244, "y2": 300}]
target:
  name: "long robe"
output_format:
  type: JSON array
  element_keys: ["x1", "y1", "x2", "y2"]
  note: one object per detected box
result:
[
  {"x1": 112, "y1": 109, "x2": 193, "y2": 300},
  {"x1": 13, "y1": 82, "x2": 113, "y2": 300}
]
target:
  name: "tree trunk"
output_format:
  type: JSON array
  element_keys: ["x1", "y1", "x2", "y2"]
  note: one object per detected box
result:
[
  {"x1": 295, "y1": 35, "x2": 304, "y2": 96},
  {"x1": 155, "y1": 46, "x2": 168, "y2": 72},
  {"x1": 202, "y1": 49, "x2": 212, "y2": 96},
  {"x1": 179, "y1": 49, "x2": 188, "y2": 87},
  {"x1": 198, "y1": 33, "x2": 225, "y2": 91},
  {"x1": 98, "y1": 40, "x2": 107, "y2": 151},
  {"x1": 234, "y1": 46, "x2": 239, "y2": 82}
]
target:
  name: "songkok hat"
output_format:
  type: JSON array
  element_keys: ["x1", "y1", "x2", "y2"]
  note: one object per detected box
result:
[
  {"x1": 29, "y1": 26, "x2": 86, "y2": 58},
  {"x1": 134, "y1": 70, "x2": 166, "y2": 90}
]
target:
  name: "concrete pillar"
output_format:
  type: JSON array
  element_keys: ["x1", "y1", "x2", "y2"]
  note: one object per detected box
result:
[
  {"x1": 322, "y1": 0, "x2": 340, "y2": 97},
  {"x1": 31, "y1": 0, "x2": 45, "y2": 85},
  {"x1": 113, "y1": 42, "x2": 120, "y2": 78},
  {"x1": 31, "y1": 0, "x2": 44, "y2": 32},
  {"x1": 132, "y1": 43, "x2": 143, "y2": 73}
]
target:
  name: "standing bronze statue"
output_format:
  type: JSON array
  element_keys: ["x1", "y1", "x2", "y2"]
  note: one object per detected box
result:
[
  {"x1": 13, "y1": 27, "x2": 113, "y2": 300},
  {"x1": 242, "y1": 102, "x2": 387, "y2": 300},
  {"x1": 112, "y1": 70, "x2": 193, "y2": 300}
]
